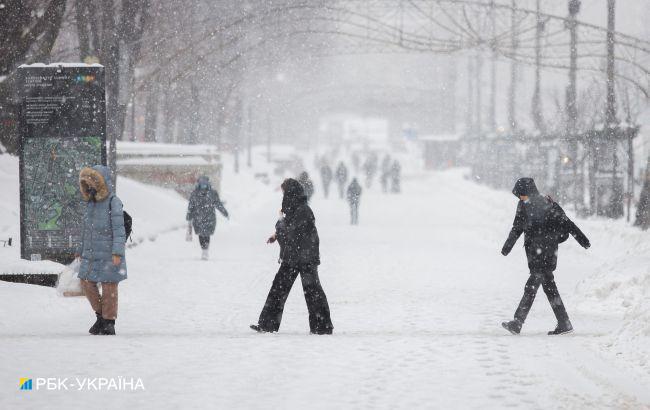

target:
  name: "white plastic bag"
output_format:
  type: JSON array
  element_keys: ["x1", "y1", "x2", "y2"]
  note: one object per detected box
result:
[{"x1": 56, "y1": 259, "x2": 84, "y2": 297}]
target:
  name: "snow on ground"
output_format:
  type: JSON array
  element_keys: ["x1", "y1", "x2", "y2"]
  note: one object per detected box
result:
[{"x1": 1, "y1": 149, "x2": 650, "y2": 409}]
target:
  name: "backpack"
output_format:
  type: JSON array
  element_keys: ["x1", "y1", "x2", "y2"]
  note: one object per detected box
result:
[{"x1": 109, "y1": 196, "x2": 133, "y2": 241}]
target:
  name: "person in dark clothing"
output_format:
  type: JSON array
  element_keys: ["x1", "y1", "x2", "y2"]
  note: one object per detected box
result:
[
  {"x1": 380, "y1": 155, "x2": 391, "y2": 193},
  {"x1": 347, "y1": 178, "x2": 362, "y2": 225},
  {"x1": 186, "y1": 176, "x2": 229, "y2": 260},
  {"x1": 501, "y1": 178, "x2": 591, "y2": 336},
  {"x1": 320, "y1": 164, "x2": 333, "y2": 198},
  {"x1": 335, "y1": 162, "x2": 349, "y2": 199},
  {"x1": 298, "y1": 171, "x2": 314, "y2": 202},
  {"x1": 251, "y1": 178, "x2": 334, "y2": 335},
  {"x1": 390, "y1": 160, "x2": 401, "y2": 193},
  {"x1": 363, "y1": 153, "x2": 378, "y2": 188}
]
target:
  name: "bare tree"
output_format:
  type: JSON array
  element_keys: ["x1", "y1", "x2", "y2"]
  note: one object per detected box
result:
[{"x1": 0, "y1": 0, "x2": 67, "y2": 153}]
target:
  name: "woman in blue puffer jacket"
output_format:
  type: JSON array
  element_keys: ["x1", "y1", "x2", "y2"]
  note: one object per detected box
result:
[{"x1": 76, "y1": 165, "x2": 127, "y2": 336}]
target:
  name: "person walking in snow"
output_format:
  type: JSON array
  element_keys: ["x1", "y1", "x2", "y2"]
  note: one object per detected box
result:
[
  {"x1": 501, "y1": 178, "x2": 591, "y2": 336},
  {"x1": 320, "y1": 163, "x2": 333, "y2": 198},
  {"x1": 380, "y1": 155, "x2": 391, "y2": 193},
  {"x1": 298, "y1": 171, "x2": 314, "y2": 202},
  {"x1": 390, "y1": 160, "x2": 402, "y2": 193},
  {"x1": 347, "y1": 178, "x2": 362, "y2": 225},
  {"x1": 251, "y1": 178, "x2": 334, "y2": 335},
  {"x1": 363, "y1": 153, "x2": 378, "y2": 188},
  {"x1": 76, "y1": 165, "x2": 127, "y2": 336},
  {"x1": 186, "y1": 176, "x2": 229, "y2": 260},
  {"x1": 335, "y1": 161, "x2": 349, "y2": 199}
]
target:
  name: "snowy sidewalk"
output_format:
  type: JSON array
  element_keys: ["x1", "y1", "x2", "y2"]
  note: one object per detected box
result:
[{"x1": 1, "y1": 168, "x2": 649, "y2": 409}]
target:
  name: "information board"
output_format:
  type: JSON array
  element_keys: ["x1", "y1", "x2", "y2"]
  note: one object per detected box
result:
[{"x1": 18, "y1": 64, "x2": 106, "y2": 263}]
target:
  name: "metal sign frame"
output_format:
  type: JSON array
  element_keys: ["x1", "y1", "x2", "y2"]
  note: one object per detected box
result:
[{"x1": 18, "y1": 64, "x2": 106, "y2": 264}]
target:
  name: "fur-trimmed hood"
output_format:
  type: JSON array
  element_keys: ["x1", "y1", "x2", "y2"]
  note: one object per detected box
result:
[{"x1": 79, "y1": 165, "x2": 112, "y2": 202}]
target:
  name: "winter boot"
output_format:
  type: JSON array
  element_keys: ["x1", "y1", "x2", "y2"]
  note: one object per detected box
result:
[
  {"x1": 310, "y1": 328, "x2": 333, "y2": 335},
  {"x1": 502, "y1": 320, "x2": 522, "y2": 335},
  {"x1": 99, "y1": 319, "x2": 116, "y2": 335},
  {"x1": 250, "y1": 324, "x2": 274, "y2": 333},
  {"x1": 201, "y1": 249, "x2": 209, "y2": 260},
  {"x1": 548, "y1": 321, "x2": 573, "y2": 336},
  {"x1": 89, "y1": 313, "x2": 104, "y2": 335}
]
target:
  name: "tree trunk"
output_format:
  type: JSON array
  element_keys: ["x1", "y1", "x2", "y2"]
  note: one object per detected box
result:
[{"x1": 634, "y1": 157, "x2": 650, "y2": 230}]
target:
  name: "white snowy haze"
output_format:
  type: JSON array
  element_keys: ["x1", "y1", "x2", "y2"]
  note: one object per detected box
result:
[{"x1": 1, "y1": 0, "x2": 650, "y2": 409}]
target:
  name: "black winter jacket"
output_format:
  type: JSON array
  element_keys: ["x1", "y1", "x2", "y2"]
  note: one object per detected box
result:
[
  {"x1": 276, "y1": 203, "x2": 320, "y2": 267},
  {"x1": 502, "y1": 194, "x2": 590, "y2": 273}
]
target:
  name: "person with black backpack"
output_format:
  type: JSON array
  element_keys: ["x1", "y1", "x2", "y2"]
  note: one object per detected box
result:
[
  {"x1": 186, "y1": 176, "x2": 229, "y2": 260},
  {"x1": 501, "y1": 178, "x2": 590, "y2": 336},
  {"x1": 76, "y1": 165, "x2": 128, "y2": 336}
]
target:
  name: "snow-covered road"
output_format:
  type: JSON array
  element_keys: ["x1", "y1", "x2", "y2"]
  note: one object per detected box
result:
[{"x1": 2, "y1": 166, "x2": 650, "y2": 409}]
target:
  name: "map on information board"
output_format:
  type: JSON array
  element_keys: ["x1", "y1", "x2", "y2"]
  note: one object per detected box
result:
[{"x1": 23, "y1": 136, "x2": 102, "y2": 232}]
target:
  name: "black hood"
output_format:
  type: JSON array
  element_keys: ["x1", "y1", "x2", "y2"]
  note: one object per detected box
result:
[
  {"x1": 512, "y1": 178, "x2": 539, "y2": 198},
  {"x1": 281, "y1": 178, "x2": 307, "y2": 215}
]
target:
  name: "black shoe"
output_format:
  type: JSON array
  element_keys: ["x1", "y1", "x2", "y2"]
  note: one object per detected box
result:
[
  {"x1": 548, "y1": 322, "x2": 573, "y2": 336},
  {"x1": 310, "y1": 328, "x2": 333, "y2": 335},
  {"x1": 502, "y1": 320, "x2": 522, "y2": 335},
  {"x1": 99, "y1": 320, "x2": 116, "y2": 335},
  {"x1": 89, "y1": 313, "x2": 104, "y2": 335},
  {"x1": 250, "y1": 324, "x2": 274, "y2": 333}
]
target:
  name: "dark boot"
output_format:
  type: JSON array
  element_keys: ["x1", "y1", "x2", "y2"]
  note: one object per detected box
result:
[
  {"x1": 99, "y1": 319, "x2": 116, "y2": 335},
  {"x1": 88, "y1": 312, "x2": 104, "y2": 335},
  {"x1": 310, "y1": 328, "x2": 333, "y2": 335},
  {"x1": 250, "y1": 324, "x2": 274, "y2": 333},
  {"x1": 502, "y1": 320, "x2": 522, "y2": 335},
  {"x1": 548, "y1": 321, "x2": 573, "y2": 336}
]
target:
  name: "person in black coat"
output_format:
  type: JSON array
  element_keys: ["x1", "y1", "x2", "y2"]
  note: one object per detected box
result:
[
  {"x1": 346, "y1": 178, "x2": 362, "y2": 225},
  {"x1": 335, "y1": 162, "x2": 349, "y2": 199},
  {"x1": 501, "y1": 178, "x2": 590, "y2": 336},
  {"x1": 186, "y1": 176, "x2": 229, "y2": 260},
  {"x1": 320, "y1": 164, "x2": 333, "y2": 198},
  {"x1": 250, "y1": 178, "x2": 334, "y2": 335},
  {"x1": 298, "y1": 171, "x2": 314, "y2": 202}
]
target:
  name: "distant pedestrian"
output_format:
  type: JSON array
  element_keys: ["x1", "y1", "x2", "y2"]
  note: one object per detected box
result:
[
  {"x1": 363, "y1": 153, "x2": 378, "y2": 188},
  {"x1": 335, "y1": 162, "x2": 349, "y2": 199},
  {"x1": 186, "y1": 176, "x2": 229, "y2": 260},
  {"x1": 298, "y1": 171, "x2": 315, "y2": 202},
  {"x1": 251, "y1": 178, "x2": 334, "y2": 334},
  {"x1": 380, "y1": 155, "x2": 391, "y2": 193},
  {"x1": 346, "y1": 178, "x2": 362, "y2": 225},
  {"x1": 501, "y1": 178, "x2": 590, "y2": 336},
  {"x1": 390, "y1": 160, "x2": 402, "y2": 193},
  {"x1": 320, "y1": 164, "x2": 333, "y2": 198},
  {"x1": 77, "y1": 165, "x2": 127, "y2": 336}
]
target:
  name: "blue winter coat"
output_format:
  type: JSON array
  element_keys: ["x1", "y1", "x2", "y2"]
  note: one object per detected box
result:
[
  {"x1": 77, "y1": 165, "x2": 127, "y2": 283},
  {"x1": 186, "y1": 177, "x2": 229, "y2": 236}
]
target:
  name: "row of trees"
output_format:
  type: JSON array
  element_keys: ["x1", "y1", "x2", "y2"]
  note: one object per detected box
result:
[{"x1": 0, "y1": 0, "x2": 648, "y2": 227}]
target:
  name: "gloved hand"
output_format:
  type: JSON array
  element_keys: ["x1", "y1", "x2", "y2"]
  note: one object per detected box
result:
[
  {"x1": 186, "y1": 223, "x2": 193, "y2": 242},
  {"x1": 501, "y1": 247, "x2": 510, "y2": 256}
]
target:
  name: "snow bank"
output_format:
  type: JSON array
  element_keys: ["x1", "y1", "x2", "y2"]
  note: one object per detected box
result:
[
  {"x1": 576, "y1": 225, "x2": 650, "y2": 371},
  {"x1": 0, "y1": 247, "x2": 64, "y2": 275}
]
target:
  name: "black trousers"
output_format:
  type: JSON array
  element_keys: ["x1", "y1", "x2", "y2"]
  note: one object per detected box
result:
[
  {"x1": 350, "y1": 203, "x2": 359, "y2": 225},
  {"x1": 199, "y1": 235, "x2": 210, "y2": 250},
  {"x1": 514, "y1": 271, "x2": 570, "y2": 325},
  {"x1": 257, "y1": 264, "x2": 333, "y2": 332}
]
